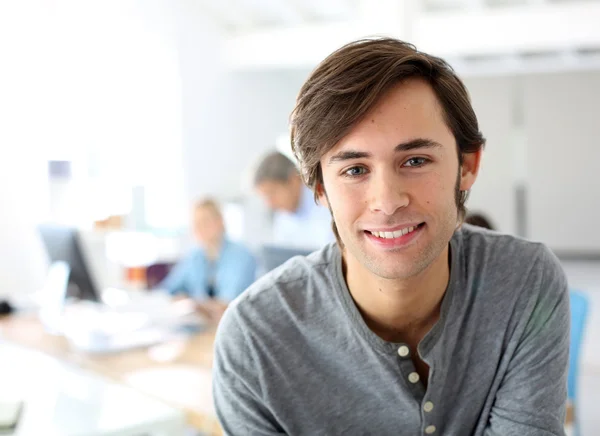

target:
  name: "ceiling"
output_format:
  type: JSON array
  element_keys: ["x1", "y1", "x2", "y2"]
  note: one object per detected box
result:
[
  {"x1": 196, "y1": 0, "x2": 600, "y2": 73},
  {"x1": 199, "y1": 0, "x2": 597, "y2": 34},
  {"x1": 197, "y1": 0, "x2": 358, "y2": 33}
]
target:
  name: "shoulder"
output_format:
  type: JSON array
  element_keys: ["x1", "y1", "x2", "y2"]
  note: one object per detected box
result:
[
  {"x1": 455, "y1": 224, "x2": 567, "y2": 300},
  {"x1": 223, "y1": 240, "x2": 255, "y2": 260},
  {"x1": 178, "y1": 247, "x2": 203, "y2": 266},
  {"x1": 216, "y1": 243, "x2": 337, "y2": 343},
  {"x1": 456, "y1": 224, "x2": 551, "y2": 269}
]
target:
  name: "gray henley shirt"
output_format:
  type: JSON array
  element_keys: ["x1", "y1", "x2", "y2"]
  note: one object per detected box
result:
[{"x1": 213, "y1": 225, "x2": 570, "y2": 435}]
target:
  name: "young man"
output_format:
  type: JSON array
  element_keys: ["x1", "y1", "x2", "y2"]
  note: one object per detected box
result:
[
  {"x1": 214, "y1": 38, "x2": 569, "y2": 435},
  {"x1": 254, "y1": 151, "x2": 333, "y2": 250},
  {"x1": 160, "y1": 198, "x2": 256, "y2": 322}
]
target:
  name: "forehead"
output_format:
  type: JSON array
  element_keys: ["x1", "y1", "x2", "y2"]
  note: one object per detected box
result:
[
  {"x1": 194, "y1": 206, "x2": 219, "y2": 220},
  {"x1": 327, "y1": 79, "x2": 454, "y2": 156}
]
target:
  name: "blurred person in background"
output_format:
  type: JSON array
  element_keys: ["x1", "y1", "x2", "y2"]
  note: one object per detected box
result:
[
  {"x1": 254, "y1": 151, "x2": 333, "y2": 250},
  {"x1": 160, "y1": 198, "x2": 256, "y2": 322},
  {"x1": 465, "y1": 212, "x2": 495, "y2": 230},
  {"x1": 214, "y1": 38, "x2": 569, "y2": 435}
]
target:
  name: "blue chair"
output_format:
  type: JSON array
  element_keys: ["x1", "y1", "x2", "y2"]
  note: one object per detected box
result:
[{"x1": 568, "y1": 291, "x2": 589, "y2": 436}]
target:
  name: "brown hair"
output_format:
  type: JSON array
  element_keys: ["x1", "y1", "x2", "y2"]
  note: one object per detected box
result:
[
  {"x1": 290, "y1": 37, "x2": 486, "y2": 230},
  {"x1": 253, "y1": 151, "x2": 299, "y2": 186},
  {"x1": 465, "y1": 212, "x2": 495, "y2": 231}
]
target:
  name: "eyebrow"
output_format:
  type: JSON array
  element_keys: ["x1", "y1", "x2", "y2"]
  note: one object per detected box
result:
[{"x1": 327, "y1": 138, "x2": 442, "y2": 165}]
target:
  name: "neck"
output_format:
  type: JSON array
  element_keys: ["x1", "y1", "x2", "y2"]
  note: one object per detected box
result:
[
  {"x1": 203, "y1": 239, "x2": 223, "y2": 261},
  {"x1": 344, "y1": 245, "x2": 451, "y2": 343}
]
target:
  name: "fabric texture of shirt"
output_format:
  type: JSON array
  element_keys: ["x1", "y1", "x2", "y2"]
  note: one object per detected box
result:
[
  {"x1": 160, "y1": 239, "x2": 256, "y2": 302},
  {"x1": 213, "y1": 225, "x2": 570, "y2": 435},
  {"x1": 272, "y1": 185, "x2": 334, "y2": 250}
]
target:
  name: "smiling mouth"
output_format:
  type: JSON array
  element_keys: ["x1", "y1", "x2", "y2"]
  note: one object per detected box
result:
[{"x1": 365, "y1": 223, "x2": 425, "y2": 239}]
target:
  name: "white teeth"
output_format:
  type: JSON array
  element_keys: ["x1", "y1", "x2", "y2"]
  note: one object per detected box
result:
[{"x1": 370, "y1": 225, "x2": 419, "y2": 239}]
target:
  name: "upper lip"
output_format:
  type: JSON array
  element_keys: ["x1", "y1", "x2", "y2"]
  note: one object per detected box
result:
[{"x1": 364, "y1": 223, "x2": 423, "y2": 233}]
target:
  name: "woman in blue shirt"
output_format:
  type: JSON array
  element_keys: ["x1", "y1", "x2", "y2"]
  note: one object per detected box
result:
[{"x1": 160, "y1": 199, "x2": 257, "y2": 321}]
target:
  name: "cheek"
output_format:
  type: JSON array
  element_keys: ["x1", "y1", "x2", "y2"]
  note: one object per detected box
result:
[
  {"x1": 275, "y1": 190, "x2": 286, "y2": 204},
  {"x1": 410, "y1": 172, "x2": 455, "y2": 209},
  {"x1": 327, "y1": 183, "x2": 365, "y2": 223}
]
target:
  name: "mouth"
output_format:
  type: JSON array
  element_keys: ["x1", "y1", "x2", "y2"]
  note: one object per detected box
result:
[
  {"x1": 363, "y1": 223, "x2": 425, "y2": 247},
  {"x1": 366, "y1": 223, "x2": 423, "y2": 239}
]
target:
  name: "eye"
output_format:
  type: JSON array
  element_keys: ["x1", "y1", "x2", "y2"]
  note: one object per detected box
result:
[
  {"x1": 403, "y1": 157, "x2": 430, "y2": 168},
  {"x1": 343, "y1": 166, "x2": 368, "y2": 177}
]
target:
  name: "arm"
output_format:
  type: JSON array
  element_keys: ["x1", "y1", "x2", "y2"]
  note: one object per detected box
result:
[
  {"x1": 484, "y1": 247, "x2": 570, "y2": 436},
  {"x1": 213, "y1": 306, "x2": 286, "y2": 435},
  {"x1": 158, "y1": 258, "x2": 190, "y2": 297}
]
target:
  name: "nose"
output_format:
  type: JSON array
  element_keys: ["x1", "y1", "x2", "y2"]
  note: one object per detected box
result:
[{"x1": 368, "y1": 169, "x2": 409, "y2": 216}]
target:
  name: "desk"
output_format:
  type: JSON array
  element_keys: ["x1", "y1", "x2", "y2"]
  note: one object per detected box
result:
[
  {"x1": 2, "y1": 314, "x2": 574, "y2": 435},
  {"x1": 0, "y1": 342, "x2": 186, "y2": 435},
  {"x1": 0, "y1": 313, "x2": 222, "y2": 435}
]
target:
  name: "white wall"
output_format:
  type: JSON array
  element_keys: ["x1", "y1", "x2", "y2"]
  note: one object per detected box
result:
[
  {"x1": 0, "y1": 2, "x2": 53, "y2": 297},
  {"x1": 0, "y1": 154, "x2": 50, "y2": 298},
  {"x1": 0, "y1": 0, "x2": 190, "y2": 295},
  {"x1": 464, "y1": 77, "x2": 517, "y2": 234},
  {"x1": 180, "y1": 70, "x2": 303, "y2": 201},
  {"x1": 524, "y1": 71, "x2": 600, "y2": 252},
  {"x1": 179, "y1": 60, "x2": 305, "y2": 246}
]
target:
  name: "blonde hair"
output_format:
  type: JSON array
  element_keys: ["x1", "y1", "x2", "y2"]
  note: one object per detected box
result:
[{"x1": 194, "y1": 197, "x2": 223, "y2": 220}]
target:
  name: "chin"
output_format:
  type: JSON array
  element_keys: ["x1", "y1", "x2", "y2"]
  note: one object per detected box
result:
[
  {"x1": 363, "y1": 245, "x2": 436, "y2": 279},
  {"x1": 367, "y1": 261, "x2": 420, "y2": 281}
]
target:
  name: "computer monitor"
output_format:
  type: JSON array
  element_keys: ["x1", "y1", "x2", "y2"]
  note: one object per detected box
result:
[
  {"x1": 37, "y1": 224, "x2": 100, "y2": 302},
  {"x1": 259, "y1": 245, "x2": 313, "y2": 275}
]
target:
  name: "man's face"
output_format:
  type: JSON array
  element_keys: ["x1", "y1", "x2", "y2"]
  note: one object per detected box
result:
[
  {"x1": 319, "y1": 79, "x2": 480, "y2": 281},
  {"x1": 193, "y1": 207, "x2": 224, "y2": 247},
  {"x1": 256, "y1": 178, "x2": 300, "y2": 213}
]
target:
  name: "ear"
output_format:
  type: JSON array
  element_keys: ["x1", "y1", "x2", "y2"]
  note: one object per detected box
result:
[
  {"x1": 459, "y1": 149, "x2": 483, "y2": 192},
  {"x1": 315, "y1": 183, "x2": 329, "y2": 208}
]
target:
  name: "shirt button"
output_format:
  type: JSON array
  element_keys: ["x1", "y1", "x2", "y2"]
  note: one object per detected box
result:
[
  {"x1": 397, "y1": 345, "x2": 410, "y2": 357},
  {"x1": 423, "y1": 401, "x2": 434, "y2": 412},
  {"x1": 408, "y1": 372, "x2": 420, "y2": 383},
  {"x1": 425, "y1": 425, "x2": 436, "y2": 434}
]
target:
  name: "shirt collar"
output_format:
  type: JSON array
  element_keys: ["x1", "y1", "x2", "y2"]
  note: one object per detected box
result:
[{"x1": 331, "y1": 237, "x2": 458, "y2": 357}]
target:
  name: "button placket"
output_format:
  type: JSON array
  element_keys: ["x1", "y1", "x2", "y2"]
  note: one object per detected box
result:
[{"x1": 395, "y1": 344, "x2": 425, "y2": 403}]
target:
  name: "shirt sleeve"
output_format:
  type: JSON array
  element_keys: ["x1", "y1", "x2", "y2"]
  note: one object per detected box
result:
[
  {"x1": 213, "y1": 305, "x2": 286, "y2": 435},
  {"x1": 484, "y1": 246, "x2": 570, "y2": 436},
  {"x1": 159, "y1": 257, "x2": 190, "y2": 297}
]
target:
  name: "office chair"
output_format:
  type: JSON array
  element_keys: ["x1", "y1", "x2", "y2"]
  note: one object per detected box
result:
[
  {"x1": 568, "y1": 290, "x2": 589, "y2": 436},
  {"x1": 146, "y1": 262, "x2": 174, "y2": 289}
]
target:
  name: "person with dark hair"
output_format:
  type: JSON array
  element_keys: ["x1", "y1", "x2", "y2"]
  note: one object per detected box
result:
[
  {"x1": 465, "y1": 212, "x2": 496, "y2": 230},
  {"x1": 214, "y1": 38, "x2": 569, "y2": 435},
  {"x1": 254, "y1": 150, "x2": 333, "y2": 250},
  {"x1": 160, "y1": 198, "x2": 256, "y2": 322}
]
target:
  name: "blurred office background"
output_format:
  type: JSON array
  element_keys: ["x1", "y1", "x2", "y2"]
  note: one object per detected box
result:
[{"x1": 1, "y1": 0, "x2": 600, "y2": 434}]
